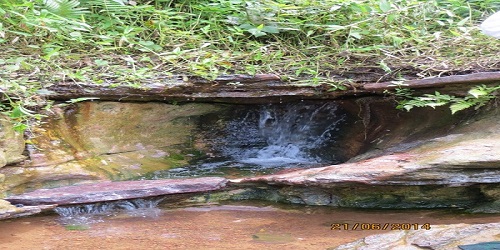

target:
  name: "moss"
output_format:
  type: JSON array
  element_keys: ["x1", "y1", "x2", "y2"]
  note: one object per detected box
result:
[
  {"x1": 167, "y1": 153, "x2": 185, "y2": 161},
  {"x1": 64, "y1": 224, "x2": 90, "y2": 231}
]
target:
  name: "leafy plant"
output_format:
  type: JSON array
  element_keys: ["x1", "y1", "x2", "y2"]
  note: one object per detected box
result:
[
  {"x1": 394, "y1": 84, "x2": 500, "y2": 114},
  {"x1": 0, "y1": 93, "x2": 46, "y2": 133},
  {"x1": 43, "y1": 0, "x2": 88, "y2": 18}
]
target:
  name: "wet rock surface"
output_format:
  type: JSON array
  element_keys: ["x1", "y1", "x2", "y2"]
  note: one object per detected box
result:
[
  {"x1": 0, "y1": 163, "x2": 102, "y2": 196},
  {"x1": 0, "y1": 95, "x2": 498, "y2": 213},
  {"x1": 0, "y1": 102, "x2": 224, "y2": 194},
  {"x1": 0, "y1": 199, "x2": 56, "y2": 220},
  {"x1": 333, "y1": 223, "x2": 500, "y2": 250},
  {"x1": 0, "y1": 115, "x2": 25, "y2": 168},
  {"x1": 1, "y1": 98, "x2": 471, "y2": 195},
  {"x1": 5, "y1": 177, "x2": 227, "y2": 206},
  {"x1": 238, "y1": 107, "x2": 500, "y2": 210},
  {"x1": 27, "y1": 102, "x2": 221, "y2": 166}
]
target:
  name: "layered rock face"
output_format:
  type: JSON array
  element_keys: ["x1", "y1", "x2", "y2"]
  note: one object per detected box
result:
[
  {"x1": 0, "y1": 98, "x2": 498, "y2": 213},
  {"x1": 0, "y1": 102, "x2": 223, "y2": 195}
]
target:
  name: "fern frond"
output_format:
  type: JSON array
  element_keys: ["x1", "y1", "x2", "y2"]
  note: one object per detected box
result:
[
  {"x1": 80, "y1": 0, "x2": 131, "y2": 15},
  {"x1": 43, "y1": 0, "x2": 89, "y2": 19}
]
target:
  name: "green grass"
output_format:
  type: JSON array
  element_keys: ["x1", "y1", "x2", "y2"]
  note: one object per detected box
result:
[{"x1": 0, "y1": 0, "x2": 499, "y2": 128}]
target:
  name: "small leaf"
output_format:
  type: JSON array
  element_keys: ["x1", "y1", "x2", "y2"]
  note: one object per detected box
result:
[
  {"x1": 403, "y1": 104, "x2": 413, "y2": 111},
  {"x1": 239, "y1": 23, "x2": 254, "y2": 30},
  {"x1": 468, "y1": 88, "x2": 487, "y2": 98},
  {"x1": 262, "y1": 26, "x2": 279, "y2": 34},
  {"x1": 13, "y1": 123, "x2": 28, "y2": 133},
  {"x1": 330, "y1": 5, "x2": 341, "y2": 11},
  {"x1": 426, "y1": 102, "x2": 447, "y2": 108},
  {"x1": 10, "y1": 106, "x2": 23, "y2": 118},
  {"x1": 379, "y1": 60, "x2": 391, "y2": 73},
  {"x1": 69, "y1": 31, "x2": 81, "y2": 38},
  {"x1": 379, "y1": 0, "x2": 391, "y2": 13},
  {"x1": 457, "y1": 17, "x2": 469, "y2": 26},
  {"x1": 5, "y1": 64, "x2": 20, "y2": 71},
  {"x1": 247, "y1": 28, "x2": 267, "y2": 37},
  {"x1": 350, "y1": 31, "x2": 361, "y2": 39},
  {"x1": 450, "y1": 102, "x2": 472, "y2": 114},
  {"x1": 94, "y1": 59, "x2": 109, "y2": 66}
]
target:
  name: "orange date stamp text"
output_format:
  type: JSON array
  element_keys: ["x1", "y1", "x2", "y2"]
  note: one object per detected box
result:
[{"x1": 330, "y1": 223, "x2": 431, "y2": 231}]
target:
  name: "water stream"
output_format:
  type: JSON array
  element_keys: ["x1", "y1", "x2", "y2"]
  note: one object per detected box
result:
[
  {"x1": 54, "y1": 198, "x2": 165, "y2": 227},
  {"x1": 2, "y1": 200, "x2": 499, "y2": 249},
  {"x1": 147, "y1": 102, "x2": 346, "y2": 178}
]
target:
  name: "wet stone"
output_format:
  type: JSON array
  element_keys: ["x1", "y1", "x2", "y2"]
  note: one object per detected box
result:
[
  {"x1": 0, "y1": 115, "x2": 26, "y2": 167},
  {"x1": 5, "y1": 177, "x2": 228, "y2": 206},
  {"x1": 0, "y1": 199, "x2": 56, "y2": 220}
]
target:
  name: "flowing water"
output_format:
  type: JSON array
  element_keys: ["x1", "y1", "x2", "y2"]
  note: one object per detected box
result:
[
  {"x1": 146, "y1": 102, "x2": 347, "y2": 178},
  {"x1": 53, "y1": 198, "x2": 165, "y2": 227},
  {"x1": 1, "y1": 200, "x2": 499, "y2": 249},
  {"x1": 221, "y1": 103, "x2": 344, "y2": 165}
]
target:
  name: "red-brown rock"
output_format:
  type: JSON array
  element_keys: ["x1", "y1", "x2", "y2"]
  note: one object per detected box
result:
[{"x1": 5, "y1": 177, "x2": 227, "y2": 206}]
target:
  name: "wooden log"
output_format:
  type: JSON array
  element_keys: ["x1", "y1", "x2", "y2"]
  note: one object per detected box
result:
[
  {"x1": 363, "y1": 72, "x2": 500, "y2": 91},
  {"x1": 40, "y1": 72, "x2": 500, "y2": 103}
]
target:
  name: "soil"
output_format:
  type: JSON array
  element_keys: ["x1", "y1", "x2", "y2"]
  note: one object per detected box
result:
[{"x1": 1, "y1": 201, "x2": 499, "y2": 250}]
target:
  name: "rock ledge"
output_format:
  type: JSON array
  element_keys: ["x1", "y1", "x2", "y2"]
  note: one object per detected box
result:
[{"x1": 5, "y1": 177, "x2": 227, "y2": 206}]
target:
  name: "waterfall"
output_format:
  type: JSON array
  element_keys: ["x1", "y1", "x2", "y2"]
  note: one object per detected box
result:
[
  {"x1": 220, "y1": 102, "x2": 345, "y2": 166},
  {"x1": 54, "y1": 198, "x2": 165, "y2": 225},
  {"x1": 148, "y1": 102, "x2": 346, "y2": 178}
]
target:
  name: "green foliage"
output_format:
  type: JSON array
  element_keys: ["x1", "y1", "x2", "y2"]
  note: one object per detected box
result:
[
  {"x1": 43, "y1": 0, "x2": 88, "y2": 18},
  {"x1": 395, "y1": 85, "x2": 500, "y2": 114},
  {"x1": 0, "y1": 0, "x2": 499, "y2": 131},
  {"x1": 0, "y1": 92, "x2": 46, "y2": 133},
  {"x1": 1, "y1": 0, "x2": 497, "y2": 54}
]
